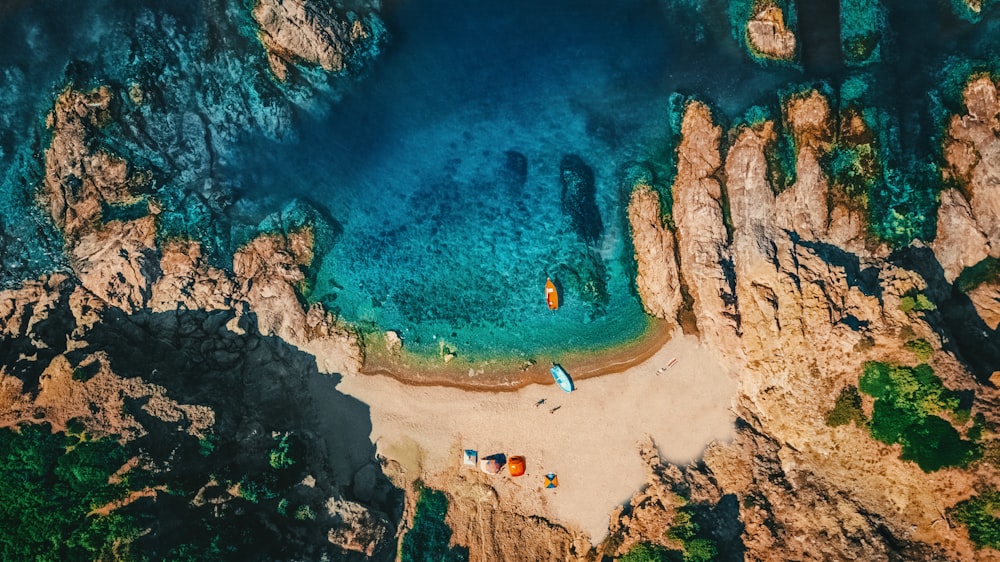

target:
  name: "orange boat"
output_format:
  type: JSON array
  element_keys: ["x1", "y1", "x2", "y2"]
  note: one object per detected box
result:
[{"x1": 545, "y1": 277, "x2": 559, "y2": 310}]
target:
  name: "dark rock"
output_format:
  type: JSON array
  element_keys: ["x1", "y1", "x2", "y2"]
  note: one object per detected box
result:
[{"x1": 559, "y1": 154, "x2": 603, "y2": 243}]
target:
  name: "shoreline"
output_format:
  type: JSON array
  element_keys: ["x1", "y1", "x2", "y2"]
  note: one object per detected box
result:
[{"x1": 357, "y1": 316, "x2": 675, "y2": 391}]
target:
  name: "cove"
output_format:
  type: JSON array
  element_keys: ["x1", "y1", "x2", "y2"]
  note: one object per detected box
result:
[{"x1": 226, "y1": 0, "x2": 805, "y2": 361}]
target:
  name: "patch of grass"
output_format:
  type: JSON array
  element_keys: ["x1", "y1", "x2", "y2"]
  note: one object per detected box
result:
[
  {"x1": 826, "y1": 385, "x2": 867, "y2": 427},
  {"x1": 400, "y1": 485, "x2": 469, "y2": 562},
  {"x1": 859, "y1": 362, "x2": 980, "y2": 471},
  {"x1": 619, "y1": 542, "x2": 676, "y2": 562},
  {"x1": 950, "y1": 489, "x2": 1000, "y2": 549},
  {"x1": 899, "y1": 293, "x2": 936, "y2": 314},
  {"x1": 904, "y1": 338, "x2": 934, "y2": 362},
  {"x1": 956, "y1": 257, "x2": 1000, "y2": 293}
]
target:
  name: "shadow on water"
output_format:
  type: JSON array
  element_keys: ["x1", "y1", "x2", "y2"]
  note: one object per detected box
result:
[
  {"x1": 795, "y1": 0, "x2": 842, "y2": 76},
  {"x1": 74, "y1": 307, "x2": 402, "y2": 561},
  {"x1": 890, "y1": 246, "x2": 1000, "y2": 384}
]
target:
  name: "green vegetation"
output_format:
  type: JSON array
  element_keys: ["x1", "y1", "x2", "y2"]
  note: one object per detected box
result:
[
  {"x1": 667, "y1": 505, "x2": 719, "y2": 562},
  {"x1": 400, "y1": 485, "x2": 468, "y2": 562},
  {"x1": 859, "y1": 362, "x2": 980, "y2": 471},
  {"x1": 268, "y1": 432, "x2": 299, "y2": 470},
  {"x1": 840, "y1": 0, "x2": 883, "y2": 66},
  {"x1": 620, "y1": 542, "x2": 675, "y2": 562},
  {"x1": 950, "y1": 489, "x2": 1000, "y2": 549},
  {"x1": 904, "y1": 338, "x2": 934, "y2": 362},
  {"x1": 826, "y1": 385, "x2": 867, "y2": 427},
  {"x1": 0, "y1": 422, "x2": 139, "y2": 560},
  {"x1": 899, "y1": 293, "x2": 936, "y2": 314},
  {"x1": 956, "y1": 257, "x2": 1000, "y2": 293}
]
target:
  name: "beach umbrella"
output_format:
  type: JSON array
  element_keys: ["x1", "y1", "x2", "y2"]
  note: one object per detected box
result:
[{"x1": 544, "y1": 473, "x2": 558, "y2": 488}]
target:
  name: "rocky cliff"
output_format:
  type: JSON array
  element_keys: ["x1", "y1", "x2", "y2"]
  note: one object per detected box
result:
[
  {"x1": 2, "y1": 83, "x2": 387, "y2": 559},
  {"x1": 621, "y1": 83, "x2": 1000, "y2": 560}
]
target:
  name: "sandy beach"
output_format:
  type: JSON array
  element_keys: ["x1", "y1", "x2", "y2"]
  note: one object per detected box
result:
[{"x1": 335, "y1": 330, "x2": 736, "y2": 543}]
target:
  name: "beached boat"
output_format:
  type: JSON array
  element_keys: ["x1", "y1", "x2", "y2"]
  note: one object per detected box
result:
[
  {"x1": 545, "y1": 277, "x2": 559, "y2": 310},
  {"x1": 550, "y1": 363, "x2": 574, "y2": 393}
]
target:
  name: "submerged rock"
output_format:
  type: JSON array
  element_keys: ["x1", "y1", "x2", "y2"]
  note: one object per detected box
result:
[{"x1": 559, "y1": 154, "x2": 603, "y2": 244}]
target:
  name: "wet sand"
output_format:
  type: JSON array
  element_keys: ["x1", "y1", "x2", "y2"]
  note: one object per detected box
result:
[
  {"x1": 335, "y1": 329, "x2": 737, "y2": 544},
  {"x1": 359, "y1": 317, "x2": 675, "y2": 391}
]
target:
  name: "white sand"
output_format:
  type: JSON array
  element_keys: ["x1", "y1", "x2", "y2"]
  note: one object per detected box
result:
[{"x1": 335, "y1": 331, "x2": 736, "y2": 543}]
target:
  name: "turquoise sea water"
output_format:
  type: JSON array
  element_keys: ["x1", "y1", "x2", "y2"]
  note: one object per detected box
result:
[
  {"x1": 224, "y1": 0, "x2": 801, "y2": 359},
  {"x1": 0, "y1": 0, "x2": 998, "y2": 361}
]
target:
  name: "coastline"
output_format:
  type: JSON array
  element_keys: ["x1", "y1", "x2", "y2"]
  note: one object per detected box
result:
[
  {"x1": 357, "y1": 316, "x2": 675, "y2": 391},
  {"x1": 335, "y1": 327, "x2": 737, "y2": 544}
]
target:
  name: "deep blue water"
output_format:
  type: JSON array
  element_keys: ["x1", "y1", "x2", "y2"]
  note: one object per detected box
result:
[{"x1": 1, "y1": 0, "x2": 998, "y2": 360}]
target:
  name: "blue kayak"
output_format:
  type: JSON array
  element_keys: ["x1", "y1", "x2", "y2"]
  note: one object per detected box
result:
[{"x1": 550, "y1": 364, "x2": 574, "y2": 393}]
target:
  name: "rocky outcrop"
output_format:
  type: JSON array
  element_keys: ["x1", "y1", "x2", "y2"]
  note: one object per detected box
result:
[
  {"x1": 776, "y1": 90, "x2": 833, "y2": 240},
  {"x1": 671, "y1": 101, "x2": 740, "y2": 350},
  {"x1": 626, "y1": 183, "x2": 681, "y2": 321},
  {"x1": 39, "y1": 85, "x2": 362, "y2": 376},
  {"x1": 932, "y1": 188, "x2": 990, "y2": 283},
  {"x1": 234, "y1": 231, "x2": 362, "y2": 375},
  {"x1": 618, "y1": 87, "x2": 1000, "y2": 560},
  {"x1": 42, "y1": 88, "x2": 159, "y2": 312},
  {"x1": 746, "y1": 5, "x2": 796, "y2": 61},
  {"x1": 253, "y1": 0, "x2": 380, "y2": 81},
  {"x1": 943, "y1": 75, "x2": 1000, "y2": 255}
]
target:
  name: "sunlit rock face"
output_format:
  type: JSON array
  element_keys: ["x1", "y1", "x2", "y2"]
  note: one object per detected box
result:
[
  {"x1": 253, "y1": 0, "x2": 384, "y2": 81},
  {"x1": 746, "y1": 5, "x2": 797, "y2": 62},
  {"x1": 619, "y1": 85, "x2": 1000, "y2": 560},
  {"x1": 943, "y1": 76, "x2": 1000, "y2": 257},
  {"x1": 671, "y1": 101, "x2": 741, "y2": 352},
  {"x1": 627, "y1": 182, "x2": 681, "y2": 322}
]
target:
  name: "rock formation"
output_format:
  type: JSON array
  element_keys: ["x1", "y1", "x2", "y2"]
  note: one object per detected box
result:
[
  {"x1": 627, "y1": 182, "x2": 682, "y2": 320},
  {"x1": 618, "y1": 84, "x2": 1000, "y2": 560},
  {"x1": 671, "y1": 101, "x2": 741, "y2": 350},
  {"x1": 38, "y1": 85, "x2": 362, "y2": 377},
  {"x1": 941, "y1": 75, "x2": 1000, "y2": 258},
  {"x1": 253, "y1": 0, "x2": 381, "y2": 81},
  {"x1": 746, "y1": 4, "x2": 797, "y2": 62}
]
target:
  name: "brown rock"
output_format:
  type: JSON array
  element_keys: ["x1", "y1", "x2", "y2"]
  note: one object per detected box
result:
[
  {"x1": 234, "y1": 230, "x2": 362, "y2": 375},
  {"x1": 671, "y1": 101, "x2": 740, "y2": 350},
  {"x1": 746, "y1": 5, "x2": 797, "y2": 61},
  {"x1": 944, "y1": 76, "x2": 1000, "y2": 253},
  {"x1": 150, "y1": 239, "x2": 236, "y2": 312},
  {"x1": 776, "y1": 90, "x2": 833, "y2": 241},
  {"x1": 626, "y1": 182, "x2": 682, "y2": 321},
  {"x1": 253, "y1": 0, "x2": 371, "y2": 81},
  {"x1": 726, "y1": 124, "x2": 782, "y2": 354},
  {"x1": 932, "y1": 189, "x2": 990, "y2": 283},
  {"x1": 966, "y1": 281, "x2": 1000, "y2": 330}
]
